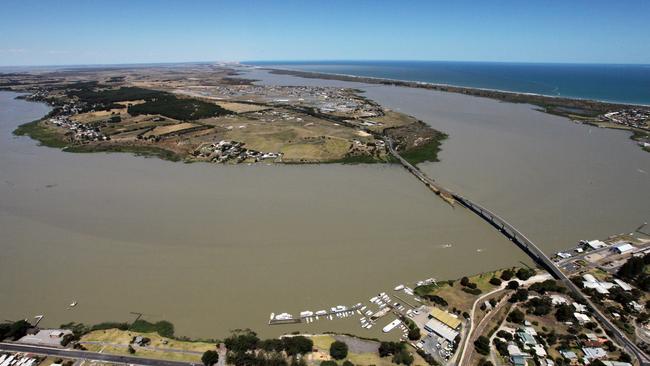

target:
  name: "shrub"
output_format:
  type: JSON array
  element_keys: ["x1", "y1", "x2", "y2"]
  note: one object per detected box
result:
[
  {"x1": 392, "y1": 350, "x2": 414, "y2": 365},
  {"x1": 507, "y1": 309, "x2": 525, "y2": 324},
  {"x1": 201, "y1": 350, "x2": 219, "y2": 366},
  {"x1": 516, "y1": 268, "x2": 535, "y2": 281},
  {"x1": 489, "y1": 277, "x2": 502, "y2": 286},
  {"x1": 330, "y1": 340, "x2": 348, "y2": 360},
  {"x1": 500, "y1": 269, "x2": 514, "y2": 281},
  {"x1": 474, "y1": 336, "x2": 490, "y2": 355},
  {"x1": 497, "y1": 330, "x2": 513, "y2": 341},
  {"x1": 507, "y1": 281, "x2": 519, "y2": 290},
  {"x1": 460, "y1": 277, "x2": 470, "y2": 286}
]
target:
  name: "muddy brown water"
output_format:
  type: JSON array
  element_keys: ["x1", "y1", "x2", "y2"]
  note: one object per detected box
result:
[
  {"x1": 1, "y1": 66, "x2": 648, "y2": 340},
  {"x1": 0, "y1": 91, "x2": 522, "y2": 339}
]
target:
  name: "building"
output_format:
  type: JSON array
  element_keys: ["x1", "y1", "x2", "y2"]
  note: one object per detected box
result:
[
  {"x1": 428, "y1": 307, "x2": 461, "y2": 329},
  {"x1": 560, "y1": 350, "x2": 578, "y2": 361},
  {"x1": 582, "y1": 347, "x2": 607, "y2": 360},
  {"x1": 584, "y1": 240, "x2": 607, "y2": 250},
  {"x1": 614, "y1": 279, "x2": 633, "y2": 291},
  {"x1": 612, "y1": 243, "x2": 635, "y2": 254},
  {"x1": 517, "y1": 330, "x2": 538, "y2": 346},
  {"x1": 574, "y1": 312, "x2": 591, "y2": 324},
  {"x1": 424, "y1": 318, "x2": 459, "y2": 342}
]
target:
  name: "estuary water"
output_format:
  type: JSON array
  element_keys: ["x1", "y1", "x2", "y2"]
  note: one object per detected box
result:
[
  {"x1": 0, "y1": 91, "x2": 521, "y2": 339},
  {"x1": 1, "y1": 65, "x2": 648, "y2": 338}
]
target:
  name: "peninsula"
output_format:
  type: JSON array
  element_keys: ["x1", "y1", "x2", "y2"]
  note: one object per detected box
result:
[{"x1": 2, "y1": 64, "x2": 445, "y2": 165}]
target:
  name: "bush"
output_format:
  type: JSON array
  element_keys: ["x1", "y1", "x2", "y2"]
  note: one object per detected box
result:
[
  {"x1": 501, "y1": 269, "x2": 514, "y2": 281},
  {"x1": 320, "y1": 362, "x2": 337, "y2": 366},
  {"x1": 462, "y1": 287, "x2": 482, "y2": 295},
  {"x1": 408, "y1": 327, "x2": 421, "y2": 341},
  {"x1": 282, "y1": 336, "x2": 313, "y2": 356},
  {"x1": 516, "y1": 268, "x2": 535, "y2": 281},
  {"x1": 474, "y1": 336, "x2": 490, "y2": 355},
  {"x1": 224, "y1": 330, "x2": 260, "y2": 353},
  {"x1": 201, "y1": 350, "x2": 219, "y2": 366},
  {"x1": 330, "y1": 340, "x2": 348, "y2": 360},
  {"x1": 128, "y1": 95, "x2": 231, "y2": 120},
  {"x1": 507, "y1": 281, "x2": 519, "y2": 290},
  {"x1": 507, "y1": 309, "x2": 525, "y2": 324},
  {"x1": 392, "y1": 350, "x2": 414, "y2": 365},
  {"x1": 379, "y1": 341, "x2": 405, "y2": 357},
  {"x1": 128, "y1": 345, "x2": 135, "y2": 354},
  {"x1": 497, "y1": 330, "x2": 513, "y2": 341},
  {"x1": 424, "y1": 295, "x2": 448, "y2": 307},
  {"x1": 489, "y1": 277, "x2": 502, "y2": 286},
  {"x1": 509, "y1": 289, "x2": 529, "y2": 303},
  {"x1": 342, "y1": 361, "x2": 354, "y2": 366},
  {"x1": 555, "y1": 304, "x2": 574, "y2": 322},
  {"x1": 460, "y1": 277, "x2": 470, "y2": 286}
]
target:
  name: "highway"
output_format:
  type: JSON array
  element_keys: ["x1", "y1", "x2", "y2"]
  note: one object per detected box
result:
[
  {"x1": 384, "y1": 135, "x2": 650, "y2": 366},
  {"x1": 0, "y1": 342, "x2": 196, "y2": 366}
]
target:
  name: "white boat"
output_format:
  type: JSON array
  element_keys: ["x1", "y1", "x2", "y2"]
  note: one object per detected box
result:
[
  {"x1": 270, "y1": 313, "x2": 275, "y2": 320},
  {"x1": 315, "y1": 310, "x2": 327, "y2": 316},
  {"x1": 394, "y1": 284, "x2": 405, "y2": 291},
  {"x1": 69, "y1": 301, "x2": 78, "y2": 307},
  {"x1": 382, "y1": 319, "x2": 402, "y2": 333},
  {"x1": 275, "y1": 313, "x2": 293, "y2": 321},
  {"x1": 300, "y1": 311, "x2": 314, "y2": 317}
]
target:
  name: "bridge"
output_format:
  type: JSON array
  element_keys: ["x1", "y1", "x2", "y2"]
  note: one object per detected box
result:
[{"x1": 384, "y1": 136, "x2": 650, "y2": 366}]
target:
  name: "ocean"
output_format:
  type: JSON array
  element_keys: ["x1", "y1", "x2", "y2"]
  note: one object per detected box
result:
[{"x1": 244, "y1": 61, "x2": 650, "y2": 105}]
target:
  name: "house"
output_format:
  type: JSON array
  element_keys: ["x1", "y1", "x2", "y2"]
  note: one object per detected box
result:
[
  {"x1": 612, "y1": 243, "x2": 635, "y2": 254},
  {"x1": 557, "y1": 252, "x2": 572, "y2": 259},
  {"x1": 584, "y1": 240, "x2": 607, "y2": 250},
  {"x1": 508, "y1": 343, "x2": 526, "y2": 357},
  {"x1": 573, "y1": 302, "x2": 587, "y2": 312},
  {"x1": 551, "y1": 295, "x2": 568, "y2": 305},
  {"x1": 517, "y1": 330, "x2": 538, "y2": 346},
  {"x1": 533, "y1": 344, "x2": 547, "y2": 357},
  {"x1": 614, "y1": 279, "x2": 633, "y2": 291},
  {"x1": 574, "y1": 312, "x2": 591, "y2": 324},
  {"x1": 630, "y1": 301, "x2": 644, "y2": 312},
  {"x1": 560, "y1": 350, "x2": 578, "y2": 361},
  {"x1": 582, "y1": 347, "x2": 607, "y2": 360},
  {"x1": 511, "y1": 355, "x2": 527, "y2": 366}
]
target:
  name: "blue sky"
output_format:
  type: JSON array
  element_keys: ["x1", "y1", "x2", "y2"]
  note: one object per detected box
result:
[{"x1": 1, "y1": 0, "x2": 649, "y2": 66}]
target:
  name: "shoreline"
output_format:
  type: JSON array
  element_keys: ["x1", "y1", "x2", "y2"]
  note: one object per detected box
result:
[
  {"x1": 257, "y1": 66, "x2": 650, "y2": 152},
  {"x1": 252, "y1": 65, "x2": 650, "y2": 108}
]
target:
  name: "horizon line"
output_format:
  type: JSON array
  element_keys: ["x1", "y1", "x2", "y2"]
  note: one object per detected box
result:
[{"x1": 2, "y1": 59, "x2": 650, "y2": 69}]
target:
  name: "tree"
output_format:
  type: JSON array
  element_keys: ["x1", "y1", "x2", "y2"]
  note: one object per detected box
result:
[
  {"x1": 128, "y1": 345, "x2": 136, "y2": 354},
  {"x1": 392, "y1": 350, "x2": 414, "y2": 365},
  {"x1": 408, "y1": 327, "x2": 421, "y2": 341},
  {"x1": 460, "y1": 277, "x2": 470, "y2": 286},
  {"x1": 507, "y1": 281, "x2": 520, "y2": 290},
  {"x1": 509, "y1": 289, "x2": 529, "y2": 303},
  {"x1": 489, "y1": 277, "x2": 502, "y2": 286},
  {"x1": 516, "y1": 268, "x2": 535, "y2": 281},
  {"x1": 617, "y1": 257, "x2": 645, "y2": 280},
  {"x1": 474, "y1": 336, "x2": 490, "y2": 355},
  {"x1": 501, "y1": 269, "x2": 514, "y2": 281},
  {"x1": 342, "y1": 361, "x2": 354, "y2": 366},
  {"x1": 555, "y1": 304, "x2": 574, "y2": 322},
  {"x1": 283, "y1": 336, "x2": 313, "y2": 356},
  {"x1": 378, "y1": 341, "x2": 404, "y2": 357},
  {"x1": 260, "y1": 338, "x2": 284, "y2": 352},
  {"x1": 5, "y1": 320, "x2": 31, "y2": 341},
  {"x1": 201, "y1": 350, "x2": 219, "y2": 366},
  {"x1": 330, "y1": 340, "x2": 348, "y2": 360},
  {"x1": 497, "y1": 330, "x2": 513, "y2": 341},
  {"x1": 224, "y1": 330, "x2": 259, "y2": 353},
  {"x1": 320, "y1": 362, "x2": 337, "y2": 366},
  {"x1": 507, "y1": 309, "x2": 525, "y2": 324}
]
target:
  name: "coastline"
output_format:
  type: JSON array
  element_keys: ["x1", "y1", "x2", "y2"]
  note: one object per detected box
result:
[{"x1": 259, "y1": 66, "x2": 650, "y2": 151}]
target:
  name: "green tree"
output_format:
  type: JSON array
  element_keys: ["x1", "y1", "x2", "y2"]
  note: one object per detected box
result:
[
  {"x1": 201, "y1": 350, "x2": 219, "y2": 366},
  {"x1": 128, "y1": 345, "x2": 135, "y2": 354},
  {"x1": 408, "y1": 327, "x2": 421, "y2": 341},
  {"x1": 500, "y1": 269, "x2": 514, "y2": 281},
  {"x1": 330, "y1": 340, "x2": 348, "y2": 360},
  {"x1": 283, "y1": 336, "x2": 313, "y2": 356},
  {"x1": 507, "y1": 309, "x2": 525, "y2": 324},
  {"x1": 392, "y1": 350, "x2": 414, "y2": 365},
  {"x1": 555, "y1": 304, "x2": 574, "y2": 322}
]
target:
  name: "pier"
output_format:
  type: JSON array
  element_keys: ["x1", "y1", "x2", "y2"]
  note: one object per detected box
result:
[{"x1": 268, "y1": 304, "x2": 363, "y2": 325}]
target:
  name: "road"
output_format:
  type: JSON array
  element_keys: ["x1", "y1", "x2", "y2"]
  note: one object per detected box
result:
[
  {"x1": 384, "y1": 137, "x2": 650, "y2": 366},
  {"x1": 0, "y1": 342, "x2": 196, "y2": 366}
]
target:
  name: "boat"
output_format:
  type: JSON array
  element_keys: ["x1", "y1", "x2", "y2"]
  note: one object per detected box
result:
[
  {"x1": 270, "y1": 313, "x2": 275, "y2": 320},
  {"x1": 382, "y1": 319, "x2": 402, "y2": 333},
  {"x1": 274, "y1": 313, "x2": 293, "y2": 321},
  {"x1": 69, "y1": 301, "x2": 77, "y2": 307},
  {"x1": 394, "y1": 284, "x2": 405, "y2": 291},
  {"x1": 315, "y1": 310, "x2": 327, "y2": 316},
  {"x1": 300, "y1": 311, "x2": 314, "y2": 318}
]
